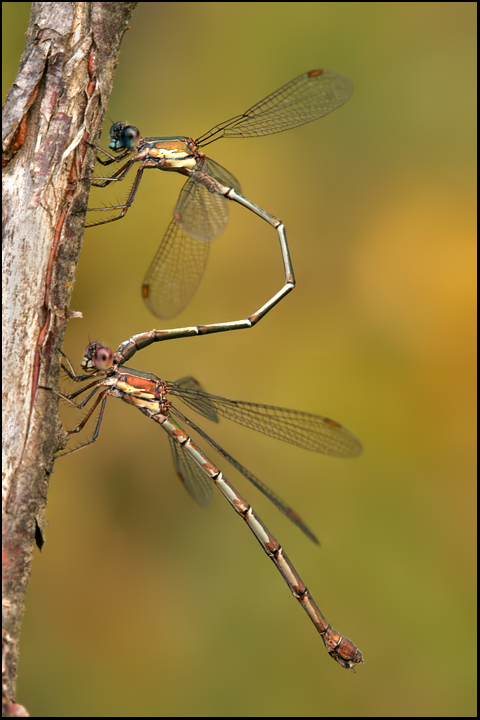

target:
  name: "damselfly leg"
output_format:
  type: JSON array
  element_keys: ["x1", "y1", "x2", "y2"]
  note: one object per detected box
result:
[
  {"x1": 88, "y1": 70, "x2": 352, "y2": 321},
  {"x1": 53, "y1": 340, "x2": 363, "y2": 669}
]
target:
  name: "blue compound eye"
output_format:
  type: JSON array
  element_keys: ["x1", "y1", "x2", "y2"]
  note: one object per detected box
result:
[
  {"x1": 108, "y1": 123, "x2": 141, "y2": 151},
  {"x1": 120, "y1": 125, "x2": 141, "y2": 150}
]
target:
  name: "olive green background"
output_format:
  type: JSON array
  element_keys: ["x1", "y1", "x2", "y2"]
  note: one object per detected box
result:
[{"x1": 3, "y1": 3, "x2": 476, "y2": 717}]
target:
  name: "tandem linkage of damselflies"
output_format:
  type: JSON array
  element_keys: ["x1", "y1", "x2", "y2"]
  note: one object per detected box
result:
[{"x1": 52, "y1": 68, "x2": 363, "y2": 670}]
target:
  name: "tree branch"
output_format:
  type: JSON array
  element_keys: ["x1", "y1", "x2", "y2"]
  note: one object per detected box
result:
[{"x1": 2, "y1": 3, "x2": 137, "y2": 713}]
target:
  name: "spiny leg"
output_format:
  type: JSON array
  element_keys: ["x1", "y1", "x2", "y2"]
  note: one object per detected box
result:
[
  {"x1": 90, "y1": 156, "x2": 139, "y2": 189},
  {"x1": 57, "y1": 390, "x2": 110, "y2": 458},
  {"x1": 48, "y1": 356, "x2": 111, "y2": 457},
  {"x1": 87, "y1": 163, "x2": 148, "y2": 228}
]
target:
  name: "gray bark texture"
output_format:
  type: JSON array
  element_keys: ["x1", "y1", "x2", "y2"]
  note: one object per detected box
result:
[{"x1": 2, "y1": 3, "x2": 137, "y2": 714}]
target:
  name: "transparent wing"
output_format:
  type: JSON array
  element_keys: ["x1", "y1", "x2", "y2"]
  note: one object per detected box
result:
[
  {"x1": 173, "y1": 377, "x2": 219, "y2": 422},
  {"x1": 203, "y1": 157, "x2": 242, "y2": 193},
  {"x1": 172, "y1": 406, "x2": 319, "y2": 544},
  {"x1": 169, "y1": 437, "x2": 212, "y2": 507},
  {"x1": 141, "y1": 159, "x2": 241, "y2": 319},
  {"x1": 174, "y1": 158, "x2": 241, "y2": 242},
  {"x1": 167, "y1": 384, "x2": 362, "y2": 458},
  {"x1": 142, "y1": 217, "x2": 210, "y2": 319},
  {"x1": 167, "y1": 377, "x2": 219, "y2": 507},
  {"x1": 196, "y1": 69, "x2": 353, "y2": 146}
]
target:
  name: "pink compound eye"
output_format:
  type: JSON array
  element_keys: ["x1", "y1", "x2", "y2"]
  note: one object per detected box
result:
[{"x1": 93, "y1": 345, "x2": 113, "y2": 369}]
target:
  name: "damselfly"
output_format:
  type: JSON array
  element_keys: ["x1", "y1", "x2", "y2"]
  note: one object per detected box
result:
[
  {"x1": 89, "y1": 69, "x2": 352, "y2": 322},
  {"x1": 55, "y1": 339, "x2": 363, "y2": 669}
]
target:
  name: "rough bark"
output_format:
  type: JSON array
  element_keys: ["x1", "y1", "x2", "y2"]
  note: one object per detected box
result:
[{"x1": 2, "y1": 3, "x2": 137, "y2": 714}]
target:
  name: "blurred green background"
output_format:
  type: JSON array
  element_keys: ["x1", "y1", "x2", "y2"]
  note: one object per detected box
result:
[{"x1": 3, "y1": 2, "x2": 476, "y2": 717}]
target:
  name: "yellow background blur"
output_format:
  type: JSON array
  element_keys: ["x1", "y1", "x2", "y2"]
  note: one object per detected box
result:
[{"x1": 3, "y1": 3, "x2": 476, "y2": 717}]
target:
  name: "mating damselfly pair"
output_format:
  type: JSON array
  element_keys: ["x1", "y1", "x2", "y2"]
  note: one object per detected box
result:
[{"x1": 55, "y1": 69, "x2": 363, "y2": 669}]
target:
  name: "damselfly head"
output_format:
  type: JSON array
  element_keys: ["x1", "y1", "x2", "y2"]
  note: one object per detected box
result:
[
  {"x1": 109, "y1": 122, "x2": 141, "y2": 151},
  {"x1": 81, "y1": 342, "x2": 113, "y2": 372}
]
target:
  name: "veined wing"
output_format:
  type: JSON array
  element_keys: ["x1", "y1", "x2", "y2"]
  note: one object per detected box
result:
[
  {"x1": 196, "y1": 69, "x2": 353, "y2": 146},
  {"x1": 168, "y1": 436, "x2": 212, "y2": 507},
  {"x1": 168, "y1": 383, "x2": 362, "y2": 459},
  {"x1": 142, "y1": 217, "x2": 210, "y2": 319},
  {"x1": 142, "y1": 158, "x2": 241, "y2": 319},
  {"x1": 173, "y1": 377, "x2": 219, "y2": 422},
  {"x1": 172, "y1": 406, "x2": 319, "y2": 543},
  {"x1": 174, "y1": 158, "x2": 241, "y2": 242}
]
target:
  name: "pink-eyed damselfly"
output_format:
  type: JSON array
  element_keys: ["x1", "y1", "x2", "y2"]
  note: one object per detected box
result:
[{"x1": 54, "y1": 339, "x2": 363, "y2": 669}]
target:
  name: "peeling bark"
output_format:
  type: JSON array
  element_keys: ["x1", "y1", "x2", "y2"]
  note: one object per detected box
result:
[{"x1": 2, "y1": 3, "x2": 138, "y2": 713}]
